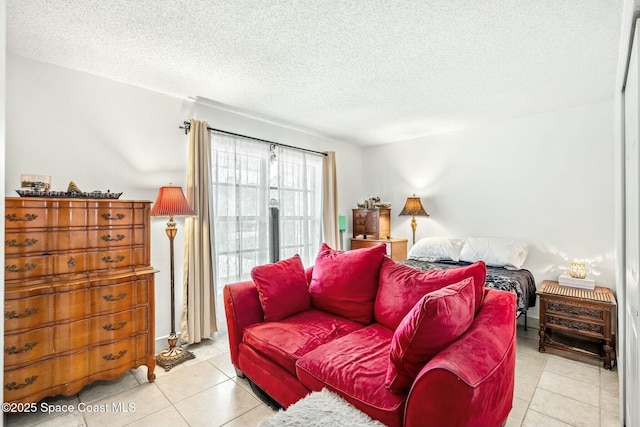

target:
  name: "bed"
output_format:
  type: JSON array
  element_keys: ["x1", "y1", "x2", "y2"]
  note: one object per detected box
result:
[
  {"x1": 401, "y1": 237, "x2": 537, "y2": 329},
  {"x1": 402, "y1": 259, "x2": 537, "y2": 327}
]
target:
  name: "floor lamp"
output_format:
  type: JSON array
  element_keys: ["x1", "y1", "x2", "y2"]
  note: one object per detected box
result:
[
  {"x1": 399, "y1": 194, "x2": 429, "y2": 245},
  {"x1": 151, "y1": 184, "x2": 196, "y2": 371}
]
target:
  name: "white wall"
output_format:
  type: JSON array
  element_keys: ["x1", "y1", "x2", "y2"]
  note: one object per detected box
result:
[
  {"x1": 362, "y1": 101, "x2": 615, "y2": 319},
  {"x1": 5, "y1": 54, "x2": 364, "y2": 349}
]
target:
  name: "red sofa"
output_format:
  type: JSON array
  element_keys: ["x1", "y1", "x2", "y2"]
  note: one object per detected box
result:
[{"x1": 224, "y1": 243, "x2": 516, "y2": 427}]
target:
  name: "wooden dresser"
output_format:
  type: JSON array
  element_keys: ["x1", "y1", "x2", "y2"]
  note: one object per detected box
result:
[{"x1": 4, "y1": 197, "x2": 156, "y2": 404}]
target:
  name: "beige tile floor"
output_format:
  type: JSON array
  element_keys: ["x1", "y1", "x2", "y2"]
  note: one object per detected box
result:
[{"x1": 4, "y1": 323, "x2": 620, "y2": 427}]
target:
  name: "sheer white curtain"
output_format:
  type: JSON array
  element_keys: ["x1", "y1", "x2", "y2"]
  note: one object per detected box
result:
[
  {"x1": 276, "y1": 147, "x2": 323, "y2": 267},
  {"x1": 211, "y1": 134, "x2": 271, "y2": 288}
]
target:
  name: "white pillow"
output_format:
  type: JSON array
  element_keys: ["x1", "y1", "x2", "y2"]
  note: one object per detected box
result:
[
  {"x1": 459, "y1": 237, "x2": 528, "y2": 269},
  {"x1": 408, "y1": 237, "x2": 463, "y2": 262}
]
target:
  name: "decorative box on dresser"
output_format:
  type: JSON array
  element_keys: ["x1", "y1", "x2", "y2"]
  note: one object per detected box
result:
[
  {"x1": 350, "y1": 208, "x2": 408, "y2": 261},
  {"x1": 537, "y1": 280, "x2": 616, "y2": 370},
  {"x1": 4, "y1": 197, "x2": 156, "y2": 404},
  {"x1": 352, "y1": 208, "x2": 390, "y2": 240}
]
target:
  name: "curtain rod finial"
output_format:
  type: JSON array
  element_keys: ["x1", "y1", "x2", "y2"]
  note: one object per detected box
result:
[{"x1": 180, "y1": 121, "x2": 191, "y2": 135}]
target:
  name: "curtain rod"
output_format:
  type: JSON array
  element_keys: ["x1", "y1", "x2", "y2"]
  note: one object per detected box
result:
[{"x1": 179, "y1": 121, "x2": 327, "y2": 157}]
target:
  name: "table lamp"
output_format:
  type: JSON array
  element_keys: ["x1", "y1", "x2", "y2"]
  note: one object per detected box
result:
[{"x1": 399, "y1": 194, "x2": 429, "y2": 245}]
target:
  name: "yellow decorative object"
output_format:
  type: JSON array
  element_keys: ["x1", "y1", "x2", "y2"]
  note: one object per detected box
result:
[
  {"x1": 67, "y1": 181, "x2": 81, "y2": 193},
  {"x1": 569, "y1": 262, "x2": 588, "y2": 279}
]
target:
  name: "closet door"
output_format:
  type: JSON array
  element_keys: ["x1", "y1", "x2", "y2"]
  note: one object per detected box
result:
[{"x1": 624, "y1": 18, "x2": 640, "y2": 427}]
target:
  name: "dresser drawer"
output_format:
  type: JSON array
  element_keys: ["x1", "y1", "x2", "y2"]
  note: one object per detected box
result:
[
  {"x1": 4, "y1": 255, "x2": 54, "y2": 280},
  {"x1": 90, "y1": 308, "x2": 148, "y2": 345},
  {"x1": 53, "y1": 311, "x2": 147, "y2": 354},
  {"x1": 5, "y1": 295, "x2": 53, "y2": 333},
  {"x1": 4, "y1": 359, "x2": 53, "y2": 403},
  {"x1": 52, "y1": 252, "x2": 89, "y2": 276},
  {"x1": 90, "y1": 281, "x2": 138, "y2": 314},
  {"x1": 90, "y1": 336, "x2": 144, "y2": 375},
  {"x1": 54, "y1": 289, "x2": 90, "y2": 323},
  {"x1": 88, "y1": 204, "x2": 141, "y2": 227},
  {"x1": 91, "y1": 227, "x2": 144, "y2": 248},
  {"x1": 51, "y1": 319, "x2": 91, "y2": 355},
  {"x1": 6, "y1": 252, "x2": 91, "y2": 279},
  {"x1": 90, "y1": 247, "x2": 146, "y2": 270},
  {"x1": 55, "y1": 230, "x2": 90, "y2": 251},
  {"x1": 4, "y1": 231, "x2": 51, "y2": 255},
  {"x1": 52, "y1": 352, "x2": 90, "y2": 392},
  {"x1": 4, "y1": 327, "x2": 53, "y2": 368},
  {"x1": 5, "y1": 206, "x2": 50, "y2": 229}
]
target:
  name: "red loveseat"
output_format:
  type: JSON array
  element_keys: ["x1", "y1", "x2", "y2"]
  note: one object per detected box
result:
[{"x1": 224, "y1": 243, "x2": 516, "y2": 427}]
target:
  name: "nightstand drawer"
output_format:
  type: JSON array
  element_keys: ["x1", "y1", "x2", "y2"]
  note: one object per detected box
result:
[
  {"x1": 545, "y1": 299, "x2": 606, "y2": 322},
  {"x1": 546, "y1": 314, "x2": 605, "y2": 338}
]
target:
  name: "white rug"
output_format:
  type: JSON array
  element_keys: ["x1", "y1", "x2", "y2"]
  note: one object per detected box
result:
[{"x1": 260, "y1": 388, "x2": 385, "y2": 427}]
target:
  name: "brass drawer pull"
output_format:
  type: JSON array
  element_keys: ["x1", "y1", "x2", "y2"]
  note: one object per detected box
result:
[
  {"x1": 103, "y1": 350, "x2": 127, "y2": 361},
  {"x1": 101, "y1": 234, "x2": 125, "y2": 242},
  {"x1": 5, "y1": 238, "x2": 38, "y2": 247},
  {"x1": 5, "y1": 213, "x2": 38, "y2": 222},
  {"x1": 5, "y1": 342, "x2": 38, "y2": 355},
  {"x1": 102, "y1": 255, "x2": 125, "y2": 264},
  {"x1": 101, "y1": 213, "x2": 125, "y2": 221},
  {"x1": 103, "y1": 321, "x2": 127, "y2": 331},
  {"x1": 6, "y1": 263, "x2": 38, "y2": 273},
  {"x1": 5, "y1": 375, "x2": 38, "y2": 391},
  {"x1": 103, "y1": 292, "x2": 127, "y2": 302},
  {"x1": 5, "y1": 307, "x2": 37, "y2": 319},
  {"x1": 67, "y1": 257, "x2": 77, "y2": 269}
]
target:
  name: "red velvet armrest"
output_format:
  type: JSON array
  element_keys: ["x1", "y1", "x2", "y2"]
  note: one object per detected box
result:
[
  {"x1": 223, "y1": 281, "x2": 264, "y2": 368},
  {"x1": 404, "y1": 289, "x2": 517, "y2": 427}
]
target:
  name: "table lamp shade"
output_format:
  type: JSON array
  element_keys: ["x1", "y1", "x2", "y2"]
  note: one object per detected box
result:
[
  {"x1": 399, "y1": 194, "x2": 429, "y2": 217},
  {"x1": 150, "y1": 186, "x2": 195, "y2": 217}
]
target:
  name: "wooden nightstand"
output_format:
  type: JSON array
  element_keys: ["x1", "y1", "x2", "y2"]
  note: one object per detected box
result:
[
  {"x1": 350, "y1": 238, "x2": 408, "y2": 262},
  {"x1": 537, "y1": 280, "x2": 616, "y2": 370}
]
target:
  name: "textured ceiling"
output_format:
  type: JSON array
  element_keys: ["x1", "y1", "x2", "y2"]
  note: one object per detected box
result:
[{"x1": 7, "y1": 1, "x2": 623, "y2": 146}]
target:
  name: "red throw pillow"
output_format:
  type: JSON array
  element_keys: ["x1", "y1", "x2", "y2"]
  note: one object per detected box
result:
[
  {"x1": 374, "y1": 258, "x2": 486, "y2": 330},
  {"x1": 309, "y1": 242, "x2": 386, "y2": 324},
  {"x1": 385, "y1": 276, "x2": 476, "y2": 394},
  {"x1": 251, "y1": 254, "x2": 311, "y2": 322}
]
